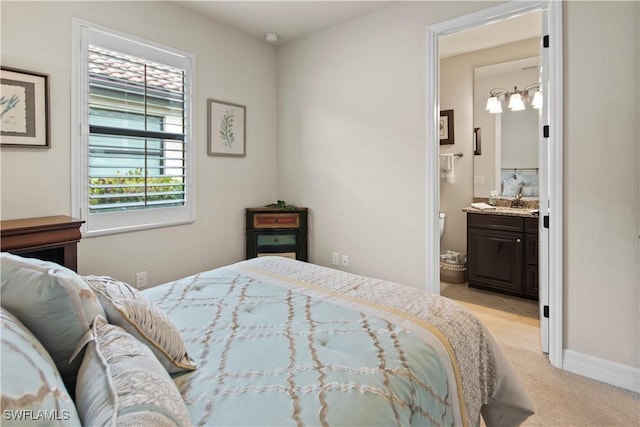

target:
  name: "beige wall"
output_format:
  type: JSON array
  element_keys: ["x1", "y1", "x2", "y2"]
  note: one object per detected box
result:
[
  {"x1": 0, "y1": 1, "x2": 279, "y2": 285},
  {"x1": 563, "y1": 1, "x2": 639, "y2": 367},
  {"x1": 277, "y1": 0, "x2": 639, "y2": 371},
  {"x1": 277, "y1": 1, "x2": 492, "y2": 286},
  {"x1": 440, "y1": 38, "x2": 540, "y2": 255}
]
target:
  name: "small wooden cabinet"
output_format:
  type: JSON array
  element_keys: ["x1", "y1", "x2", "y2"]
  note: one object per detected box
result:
[
  {"x1": 0, "y1": 216, "x2": 84, "y2": 272},
  {"x1": 245, "y1": 207, "x2": 308, "y2": 261},
  {"x1": 467, "y1": 212, "x2": 538, "y2": 300}
]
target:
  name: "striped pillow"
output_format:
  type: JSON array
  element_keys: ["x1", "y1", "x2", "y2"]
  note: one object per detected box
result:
[
  {"x1": 83, "y1": 275, "x2": 196, "y2": 373},
  {"x1": 74, "y1": 315, "x2": 192, "y2": 426}
]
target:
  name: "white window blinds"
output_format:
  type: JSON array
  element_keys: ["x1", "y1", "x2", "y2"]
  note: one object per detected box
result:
[
  {"x1": 72, "y1": 20, "x2": 195, "y2": 236},
  {"x1": 88, "y1": 45, "x2": 186, "y2": 212}
]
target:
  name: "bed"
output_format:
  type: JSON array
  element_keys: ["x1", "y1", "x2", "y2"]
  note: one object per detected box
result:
[
  {"x1": 143, "y1": 256, "x2": 534, "y2": 427},
  {"x1": 1, "y1": 253, "x2": 533, "y2": 427}
]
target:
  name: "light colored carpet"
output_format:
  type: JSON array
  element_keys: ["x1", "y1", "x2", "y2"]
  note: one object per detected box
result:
[{"x1": 441, "y1": 282, "x2": 640, "y2": 427}]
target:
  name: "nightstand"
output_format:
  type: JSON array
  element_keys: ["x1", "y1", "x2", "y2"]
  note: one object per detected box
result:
[{"x1": 245, "y1": 207, "x2": 308, "y2": 261}]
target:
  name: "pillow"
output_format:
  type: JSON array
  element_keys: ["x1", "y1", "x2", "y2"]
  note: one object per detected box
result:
[
  {"x1": 1, "y1": 307, "x2": 82, "y2": 426},
  {"x1": 74, "y1": 315, "x2": 192, "y2": 426},
  {"x1": 83, "y1": 275, "x2": 196, "y2": 373},
  {"x1": 0, "y1": 252, "x2": 105, "y2": 392}
]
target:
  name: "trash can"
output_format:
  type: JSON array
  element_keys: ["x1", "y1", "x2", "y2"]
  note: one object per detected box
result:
[{"x1": 440, "y1": 251, "x2": 467, "y2": 284}]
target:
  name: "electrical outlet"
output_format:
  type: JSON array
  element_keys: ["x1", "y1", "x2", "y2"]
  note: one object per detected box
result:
[
  {"x1": 135, "y1": 271, "x2": 147, "y2": 288},
  {"x1": 341, "y1": 255, "x2": 349, "y2": 268},
  {"x1": 332, "y1": 252, "x2": 339, "y2": 266}
]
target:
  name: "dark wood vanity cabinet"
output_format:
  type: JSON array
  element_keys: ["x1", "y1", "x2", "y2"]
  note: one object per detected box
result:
[
  {"x1": 467, "y1": 213, "x2": 538, "y2": 300},
  {"x1": 523, "y1": 218, "x2": 539, "y2": 299}
]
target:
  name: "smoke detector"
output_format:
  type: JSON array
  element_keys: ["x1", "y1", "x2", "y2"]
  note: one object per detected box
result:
[{"x1": 264, "y1": 32, "x2": 280, "y2": 43}]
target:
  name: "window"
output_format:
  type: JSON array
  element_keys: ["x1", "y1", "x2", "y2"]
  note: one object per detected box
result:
[{"x1": 72, "y1": 19, "x2": 195, "y2": 236}]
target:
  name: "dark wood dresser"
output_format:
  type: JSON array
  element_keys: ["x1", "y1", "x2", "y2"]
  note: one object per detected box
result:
[
  {"x1": 1, "y1": 215, "x2": 84, "y2": 272},
  {"x1": 245, "y1": 207, "x2": 308, "y2": 261}
]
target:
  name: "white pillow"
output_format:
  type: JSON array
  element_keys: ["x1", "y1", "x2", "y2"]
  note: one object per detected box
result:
[
  {"x1": 74, "y1": 315, "x2": 192, "y2": 426},
  {"x1": 83, "y1": 275, "x2": 196, "y2": 373},
  {"x1": 0, "y1": 253, "x2": 105, "y2": 392}
]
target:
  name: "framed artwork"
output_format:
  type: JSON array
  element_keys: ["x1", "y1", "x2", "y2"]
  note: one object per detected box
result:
[
  {"x1": 1, "y1": 67, "x2": 50, "y2": 148},
  {"x1": 439, "y1": 109, "x2": 454, "y2": 145},
  {"x1": 473, "y1": 127, "x2": 482, "y2": 155},
  {"x1": 207, "y1": 99, "x2": 246, "y2": 157}
]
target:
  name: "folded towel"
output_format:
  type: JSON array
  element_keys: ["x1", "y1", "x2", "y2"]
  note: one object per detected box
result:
[
  {"x1": 471, "y1": 202, "x2": 496, "y2": 210},
  {"x1": 440, "y1": 154, "x2": 454, "y2": 183}
]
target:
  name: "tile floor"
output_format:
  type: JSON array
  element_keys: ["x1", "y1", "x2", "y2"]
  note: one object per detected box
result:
[{"x1": 440, "y1": 280, "x2": 541, "y2": 353}]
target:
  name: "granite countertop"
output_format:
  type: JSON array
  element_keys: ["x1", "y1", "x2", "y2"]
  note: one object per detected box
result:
[{"x1": 462, "y1": 206, "x2": 539, "y2": 218}]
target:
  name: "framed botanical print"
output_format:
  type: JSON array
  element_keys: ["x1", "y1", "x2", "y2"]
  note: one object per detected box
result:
[
  {"x1": 207, "y1": 99, "x2": 246, "y2": 157},
  {"x1": 1, "y1": 67, "x2": 50, "y2": 147}
]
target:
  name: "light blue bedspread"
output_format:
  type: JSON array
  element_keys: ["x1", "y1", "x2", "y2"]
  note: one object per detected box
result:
[{"x1": 144, "y1": 257, "x2": 534, "y2": 427}]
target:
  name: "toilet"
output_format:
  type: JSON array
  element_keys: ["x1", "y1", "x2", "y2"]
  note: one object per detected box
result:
[{"x1": 439, "y1": 212, "x2": 446, "y2": 239}]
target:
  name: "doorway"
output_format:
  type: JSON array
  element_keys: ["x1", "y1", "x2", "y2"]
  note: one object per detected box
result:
[{"x1": 425, "y1": 1, "x2": 563, "y2": 368}]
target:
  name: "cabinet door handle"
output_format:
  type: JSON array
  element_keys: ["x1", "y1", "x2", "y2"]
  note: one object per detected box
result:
[{"x1": 516, "y1": 238, "x2": 522, "y2": 243}]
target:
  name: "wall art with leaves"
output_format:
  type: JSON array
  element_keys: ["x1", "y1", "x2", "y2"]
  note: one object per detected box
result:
[{"x1": 207, "y1": 99, "x2": 246, "y2": 157}]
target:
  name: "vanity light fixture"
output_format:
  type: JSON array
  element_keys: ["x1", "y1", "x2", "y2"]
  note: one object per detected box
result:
[{"x1": 486, "y1": 83, "x2": 542, "y2": 113}]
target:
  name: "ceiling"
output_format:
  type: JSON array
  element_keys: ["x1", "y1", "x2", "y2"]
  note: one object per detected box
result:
[
  {"x1": 175, "y1": 1, "x2": 541, "y2": 54},
  {"x1": 176, "y1": 1, "x2": 398, "y2": 46}
]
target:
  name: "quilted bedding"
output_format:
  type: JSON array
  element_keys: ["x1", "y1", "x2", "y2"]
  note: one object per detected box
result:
[{"x1": 143, "y1": 257, "x2": 533, "y2": 427}]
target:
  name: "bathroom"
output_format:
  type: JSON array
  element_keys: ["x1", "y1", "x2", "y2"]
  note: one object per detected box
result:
[{"x1": 438, "y1": 15, "x2": 542, "y2": 297}]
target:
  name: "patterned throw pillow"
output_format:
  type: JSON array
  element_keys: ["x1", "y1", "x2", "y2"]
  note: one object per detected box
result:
[
  {"x1": 1, "y1": 307, "x2": 82, "y2": 426},
  {"x1": 74, "y1": 315, "x2": 192, "y2": 426},
  {"x1": 0, "y1": 253, "x2": 105, "y2": 393},
  {"x1": 83, "y1": 275, "x2": 196, "y2": 373}
]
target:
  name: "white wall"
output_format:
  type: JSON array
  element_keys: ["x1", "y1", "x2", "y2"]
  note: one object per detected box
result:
[
  {"x1": 440, "y1": 38, "x2": 539, "y2": 254},
  {"x1": 0, "y1": 1, "x2": 278, "y2": 285},
  {"x1": 277, "y1": 1, "x2": 639, "y2": 372}
]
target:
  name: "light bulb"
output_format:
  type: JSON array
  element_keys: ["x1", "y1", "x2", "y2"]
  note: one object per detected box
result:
[
  {"x1": 486, "y1": 96, "x2": 502, "y2": 113},
  {"x1": 509, "y1": 93, "x2": 525, "y2": 111},
  {"x1": 532, "y1": 91, "x2": 543, "y2": 109}
]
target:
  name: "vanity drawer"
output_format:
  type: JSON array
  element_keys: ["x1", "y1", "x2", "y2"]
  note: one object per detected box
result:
[
  {"x1": 253, "y1": 213, "x2": 300, "y2": 229},
  {"x1": 467, "y1": 213, "x2": 523, "y2": 232}
]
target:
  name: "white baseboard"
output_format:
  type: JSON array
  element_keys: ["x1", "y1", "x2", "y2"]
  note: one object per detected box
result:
[{"x1": 563, "y1": 349, "x2": 640, "y2": 393}]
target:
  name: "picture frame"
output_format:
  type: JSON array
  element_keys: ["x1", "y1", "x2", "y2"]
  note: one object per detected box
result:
[
  {"x1": 473, "y1": 127, "x2": 482, "y2": 155},
  {"x1": 207, "y1": 99, "x2": 246, "y2": 157},
  {"x1": 1, "y1": 67, "x2": 50, "y2": 148},
  {"x1": 439, "y1": 109, "x2": 454, "y2": 145}
]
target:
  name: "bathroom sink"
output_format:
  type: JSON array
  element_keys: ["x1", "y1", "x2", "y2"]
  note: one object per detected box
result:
[
  {"x1": 464, "y1": 205, "x2": 538, "y2": 217},
  {"x1": 494, "y1": 207, "x2": 537, "y2": 213}
]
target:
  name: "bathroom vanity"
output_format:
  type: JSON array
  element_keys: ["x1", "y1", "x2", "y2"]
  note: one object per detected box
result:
[{"x1": 465, "y1": 208, "x2": 538, "y2": 300}]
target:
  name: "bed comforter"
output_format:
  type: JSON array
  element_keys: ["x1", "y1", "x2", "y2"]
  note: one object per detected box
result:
[{"x1": 143, "y1": 256, "x2": 534, "y2": 427}]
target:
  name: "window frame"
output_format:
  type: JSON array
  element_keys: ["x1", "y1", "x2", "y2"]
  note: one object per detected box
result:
[{"x1": 71, "y1": 18, "x2": 196, "y2": 237}]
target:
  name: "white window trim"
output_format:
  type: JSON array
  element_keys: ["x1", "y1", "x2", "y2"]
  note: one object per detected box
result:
[{"x1": 71, "y1": 18, "x2": 196, "y2": 237}]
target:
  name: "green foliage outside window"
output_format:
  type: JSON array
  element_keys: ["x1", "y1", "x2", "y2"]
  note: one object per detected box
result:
[{"x1": 89, "y1": 168, "x2": 184, "y2": 210}]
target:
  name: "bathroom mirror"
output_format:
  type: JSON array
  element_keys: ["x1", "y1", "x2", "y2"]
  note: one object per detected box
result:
[{"x1": 473, "y1": 57, "x2": 541, "y2": 199}]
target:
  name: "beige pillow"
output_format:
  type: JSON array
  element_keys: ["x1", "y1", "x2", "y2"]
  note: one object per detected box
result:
[
  {"x1": 74, "y1": 315, "x2": 192, "y2": 426},
  {"x1": 83, "y1": 275, "x2": 196, "y2": 373}
]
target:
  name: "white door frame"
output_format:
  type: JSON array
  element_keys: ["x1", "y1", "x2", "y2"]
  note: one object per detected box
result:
[{"x1": 425, "y1": 0, "x2": 563, "y2": 368}]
